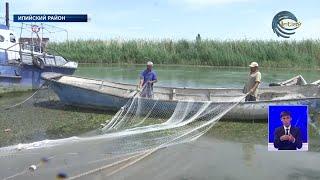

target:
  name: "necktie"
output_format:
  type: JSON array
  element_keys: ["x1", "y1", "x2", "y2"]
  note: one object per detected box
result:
[{"x1": 285, "y1": 128, "x2": 289, "y2": 135}]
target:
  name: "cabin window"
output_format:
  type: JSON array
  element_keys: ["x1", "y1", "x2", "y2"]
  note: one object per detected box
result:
[
  {"x1": 9, "y1": 33, "x2": 16, "y2": 43},
  {"x1": 0, "y1": 35, "x2": 4, "y2": 42}
]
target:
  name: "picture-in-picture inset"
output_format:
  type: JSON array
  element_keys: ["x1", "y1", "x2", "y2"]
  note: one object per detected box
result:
[{"x1": 268, "y1": 105, "x2": 308, "y2": 151}]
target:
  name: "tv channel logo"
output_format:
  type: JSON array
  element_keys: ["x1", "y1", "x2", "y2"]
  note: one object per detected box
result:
[{"x1": 272, "y1": 11, "x2": 301, "y2": 38}]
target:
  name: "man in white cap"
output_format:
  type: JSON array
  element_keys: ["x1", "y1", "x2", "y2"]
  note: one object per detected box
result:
[
  {"x1": 243, "y1": 62, "x2": 261, "y2": 101},
  {"x1": 138, "y1": 61, "x2": 158, "y2": 98}
]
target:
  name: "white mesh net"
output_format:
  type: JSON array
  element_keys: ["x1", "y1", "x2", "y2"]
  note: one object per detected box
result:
[
  {"x1": 96, "y1": 88, "x2": 247, "y2": 154},
  {"x1": 0, "y1": 87, "x2": 248, "y2": 180},
  {"x1": 0, "y1": 85, "x2": 249, "y2": 179},
  {"x1": 1, "y1": 83, "x2": 320, "y2": 179}
]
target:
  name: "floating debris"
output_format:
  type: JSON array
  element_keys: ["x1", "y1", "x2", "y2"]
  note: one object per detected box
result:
[
  {"x1": 28, "y1": 165, "x2": 37, "y2": 171},
  {"x1": 41, "y1": 157, "x2": 49, "y2": 163},
  {"x1": 16, "y1": 143, "x2": 23, "y2": 151},
  {"x1": 56, "y1": 172, "x2": 68, "y2": 179},
  {"x1": 4, "y1": 128, "x2": 11, "y2": 133}
]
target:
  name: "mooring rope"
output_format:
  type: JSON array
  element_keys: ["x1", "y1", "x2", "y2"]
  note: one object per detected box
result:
[{"x1": 1, "y1": 83, "x2": 46, "y2": 110}]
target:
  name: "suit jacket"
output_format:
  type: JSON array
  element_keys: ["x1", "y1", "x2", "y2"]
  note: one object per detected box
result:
[{"x1": 274, "y1": 126, "x2": 303, "y2": 150}]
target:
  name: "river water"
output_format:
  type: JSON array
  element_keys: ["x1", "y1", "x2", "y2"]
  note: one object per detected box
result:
[
  {"x1": 0, "y1": 64, "x2": 320, "y2": 180},
  {"x1": 75, "y1": 64, "x2": 320, "y2": 88}
]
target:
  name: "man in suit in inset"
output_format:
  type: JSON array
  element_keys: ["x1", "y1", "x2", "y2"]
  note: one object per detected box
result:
[{"x1": 274, "y1": 111, "x2": 302, "y2": 150}]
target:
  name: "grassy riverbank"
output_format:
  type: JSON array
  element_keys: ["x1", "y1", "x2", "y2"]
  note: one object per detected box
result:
[
  {"x1": 48, "y1": 39, "x2": 320, "y2": 68},
  {"x1": 0, "y1": 91, "x2": 112, "y2": 147}
]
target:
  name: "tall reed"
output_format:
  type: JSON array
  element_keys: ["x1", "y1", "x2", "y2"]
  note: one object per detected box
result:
[{"x1": 48, "y1": 39, "x2": 320, "y2": 68}]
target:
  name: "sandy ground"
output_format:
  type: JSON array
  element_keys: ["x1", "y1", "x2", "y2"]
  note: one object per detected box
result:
[{"x1": 1, "y1": 134, "x2": 320, "y2": 180}]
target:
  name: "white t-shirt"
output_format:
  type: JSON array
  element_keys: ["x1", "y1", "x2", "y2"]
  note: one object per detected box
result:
[{"x1": 244, "y1": 71, "x2": 261, "y2": 97}]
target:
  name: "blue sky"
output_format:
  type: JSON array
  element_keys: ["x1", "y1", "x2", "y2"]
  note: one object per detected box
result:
[{"x1": 1, "y1": 0, "x2": 319, "y2": 41}]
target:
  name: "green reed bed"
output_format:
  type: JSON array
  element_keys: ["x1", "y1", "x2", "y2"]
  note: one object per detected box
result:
[{"x1": 48, "y1": 39, "x2": 320, "y2": 68}]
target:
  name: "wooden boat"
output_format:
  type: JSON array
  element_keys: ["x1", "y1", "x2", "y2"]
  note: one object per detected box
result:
[{"x1": 41, "y1": 72, "x2": 320, "y2": 120}]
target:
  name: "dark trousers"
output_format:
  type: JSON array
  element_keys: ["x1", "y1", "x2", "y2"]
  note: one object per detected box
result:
[
  {"x1": 245, "y1": 95, "x2": 256, "y2": 101},
  {"x1": 140, "y1": 84, "x2": 153, "y2": 98}
]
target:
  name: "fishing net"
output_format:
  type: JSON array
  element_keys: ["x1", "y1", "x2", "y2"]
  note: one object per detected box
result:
[
  {"x1": 97, "y1": 89, "x2": 247, "y2": 154},
  {"x1": 1, "y1": 82, "x2": 320, "y2": 179},
  {"x1": 0, "y1": 84, "x2": 248, "y2": 179},
  {"x1": 0, "y1": 85, "x2": 247, "y2": 151}
]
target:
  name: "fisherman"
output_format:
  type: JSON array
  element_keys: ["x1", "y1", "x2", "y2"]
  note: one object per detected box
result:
[
  {"x1": 138, "y1": 61, "x2": 158, "y2": 98},
  {"x1": 243, "y1": 62, "x2": 261, "y2": 101}
]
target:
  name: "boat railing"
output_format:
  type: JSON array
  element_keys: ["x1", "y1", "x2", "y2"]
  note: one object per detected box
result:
[
  {"x1": 0, "y1": 43, "x2": 70, "y2": 66},
  {"x1": 0, "y1": 18, "x2": 71, "y2": 66}
]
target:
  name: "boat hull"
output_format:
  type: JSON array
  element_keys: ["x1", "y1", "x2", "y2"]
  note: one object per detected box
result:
[
  {"x1": 0, "y1": 63, "x2": 76, "y2": 93},
  {"x1": 49, "y1": 80, "x2": 320, "y2": 120}
]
